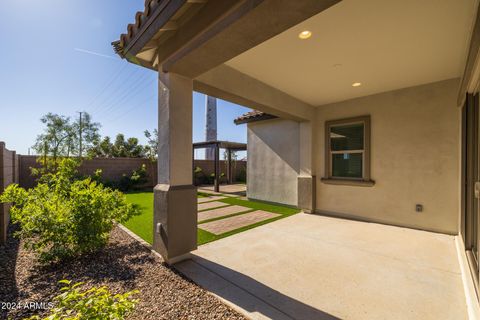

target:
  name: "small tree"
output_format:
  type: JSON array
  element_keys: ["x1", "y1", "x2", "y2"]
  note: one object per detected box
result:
[
  {"x1": 144, "y1": 129, "x2": 158, "y2": 160},
  {"x1": 33, "y1": 112, "x2": 100, "y2": 160},
  {"x1": 89, "y1": 134, "x2": 146, "y2": 158},
  {"x1": 0, "y1": 158, "x2": 139, "y2": 263}
]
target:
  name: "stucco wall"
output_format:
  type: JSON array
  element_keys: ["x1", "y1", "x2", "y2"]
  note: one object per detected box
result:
[
  {"x1": 247, "y1": 119, "x2": 299, "y2": 206},
  {"x1": 315, "y1": 78, "x2": 460, "y2": 234}
]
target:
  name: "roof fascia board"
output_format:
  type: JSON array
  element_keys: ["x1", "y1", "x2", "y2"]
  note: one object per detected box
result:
[
  {"x1": 162, "y1": 0, "x2": 264, "y2": 73},
  {"x1": 125, "y1": 0, "x2": 187, "y2": 57},
  {"x1": 155, "y1": 0, "x2": 248, "y2": 69}
]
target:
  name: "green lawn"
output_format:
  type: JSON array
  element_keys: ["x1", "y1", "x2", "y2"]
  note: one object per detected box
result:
[
  {"x1": 124, "y1": 191, "x2": 300, "y2": 245},
  {"x1": 124, "y1": 192, "x2": 154, "y2": 244}
]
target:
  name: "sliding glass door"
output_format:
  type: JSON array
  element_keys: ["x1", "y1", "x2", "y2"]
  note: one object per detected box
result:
[{"x1": 464, "y1": 93, "x2": 480, "y2": 294}]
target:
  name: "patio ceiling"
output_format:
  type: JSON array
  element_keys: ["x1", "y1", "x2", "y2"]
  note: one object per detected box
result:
[{"x1": 225, "y1": 0, "x2": 479, "y2": 106}]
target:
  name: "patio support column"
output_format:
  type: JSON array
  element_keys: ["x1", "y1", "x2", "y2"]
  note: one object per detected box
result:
[
  {"x1": 153, "y1": 71, "x2": 197, "y2": 264},
  {"x1": 298, "y1": 121, "x2": 316, "y2": 213},
  {"x1": 214, "y1": 143, "x2": 220, "y2": 192},
  {"x1": 227, "y1": 149, "x2": 232, "y2": 184}
]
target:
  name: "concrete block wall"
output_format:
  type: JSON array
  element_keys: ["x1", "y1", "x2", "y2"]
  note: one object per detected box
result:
[
  {"x1": 0, "y1": 142, "x2": 19, "y2": 245},
  {"x1": 19, "y1": 156, "x2": 158, "y2": 189},
  {"x1": 18, "y1": 156, "x2": 246, "y2": 189}
]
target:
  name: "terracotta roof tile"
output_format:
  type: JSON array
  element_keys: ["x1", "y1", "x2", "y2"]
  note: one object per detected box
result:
[
  {"x1": 234, "y1": 110, "x2": 277, "y2": 125},
  {"x1": 113, "y1": 0, "x2": 166, "y2": 56}
]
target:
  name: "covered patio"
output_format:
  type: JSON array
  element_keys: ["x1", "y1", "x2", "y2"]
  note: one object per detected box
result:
[
  {"x1": 113, "y1": 0, "x2": 480, "y2": 317},
  {"x1": 177, "y1": 214, "x2": 467, "y2": 320}
]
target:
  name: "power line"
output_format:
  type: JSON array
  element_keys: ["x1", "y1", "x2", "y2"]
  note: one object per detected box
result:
[
  {"x1": 89, "y1": 67, "x2": 143, "y2": 115},
  {"x1": 108, "y1": 93, "x2": 157, "y2": 124},
  {"x1": 95, "y1": 72, "x2": 151, "y2": 116},
  {"x1": 83, "y1": 63, "x2": 130, "y2": 113},
  {"x1": 95, "y1": 75, "x2": 156, "y2": 119}
]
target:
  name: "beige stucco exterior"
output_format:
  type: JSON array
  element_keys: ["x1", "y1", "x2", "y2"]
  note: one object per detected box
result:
[
  {"x1": 244, "y1": 79, "x2": 462, "y2": 234},
  {"x1": 115, "y1": 0, "x2": 480, "y2": 311},
  {"x1": 247, "y1": 119, "x2": 300, "y2": 206},
  {"x1": 315, "y1": 78, "x2": 461, "y2": 234}
]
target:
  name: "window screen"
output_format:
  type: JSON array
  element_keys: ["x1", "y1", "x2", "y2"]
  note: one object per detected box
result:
[{"x1": 329, "y1": 122, "x2": 365, "y2": 178}]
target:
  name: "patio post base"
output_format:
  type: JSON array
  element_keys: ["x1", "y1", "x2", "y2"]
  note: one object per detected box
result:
[
  {"x1": 153, "y1": 184, "x2": 198, "y2": 264},
  {"x1": 298, "y1": 176, "x2": 316, "y2": 213}
]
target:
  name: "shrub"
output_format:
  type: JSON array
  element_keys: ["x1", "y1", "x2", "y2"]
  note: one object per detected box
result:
[
  {"x1": 193, "y1": 166, "x2": 204, "y2": 186},
  {"x1": 0, "y1": 158, "x2": 140, "y2": 263},
  {"x1": 236, "y1": 167, "x2": 247, "y2": 183},
  {"x1": 118, "y1": 164, "x2": 148, "y2": 191},
  {"x1": 27, "y1": 280, "x2": 138, "y2": 320}
]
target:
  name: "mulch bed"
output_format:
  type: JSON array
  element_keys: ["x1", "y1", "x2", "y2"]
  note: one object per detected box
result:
[{"x1": 0, "y1": 226, "x2": 246, "y2": 320}]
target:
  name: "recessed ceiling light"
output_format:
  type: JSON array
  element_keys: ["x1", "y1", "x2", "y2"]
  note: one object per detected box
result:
[
  {"x1": 298, "y1": 30, "x2": 312, "y2": 40},
  {"x1": 352, "y1": 82, "x2": 362, "y2": 87}
]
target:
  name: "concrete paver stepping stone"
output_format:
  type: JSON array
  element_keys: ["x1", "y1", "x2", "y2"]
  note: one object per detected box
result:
[
  {"x1": 198, "y1": 201, "x2": 229, "y2": 211},
  {"x1": 199, "y1": 210, "x2": 280, "y2": 235},
  {"x1": 197, "y1": 196, "x2": 227, "y2": 204},
  {"x1": 198, "y1": 205, "x2": 251, "y2": 222}
]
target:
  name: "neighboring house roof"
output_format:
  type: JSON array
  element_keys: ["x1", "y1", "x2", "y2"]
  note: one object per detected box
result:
[{"x1": 234, "y1": 110, "x2": 278, "y2": 125}]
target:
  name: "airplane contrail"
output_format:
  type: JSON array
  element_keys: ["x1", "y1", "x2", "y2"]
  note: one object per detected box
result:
[{"x1": 74, "y1": 48, "x2": 118, "y2": 60}]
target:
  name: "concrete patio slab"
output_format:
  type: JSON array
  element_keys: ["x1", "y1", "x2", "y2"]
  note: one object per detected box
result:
[
  {"x1": 197, "y1": 196, "x2": 227, "y2": 204},
  {"x1": 198, "y1": 205, "x2": 251, "y2": 222},
  {"x1": 197, "y1": 201, "x2": 229, "y2": 211},
  {"x1": 199, "y1": 210, "x2": 280, "y2": 235},
  {"x1": 177, "y1": 214, "x2": 468, "y2": 320}
]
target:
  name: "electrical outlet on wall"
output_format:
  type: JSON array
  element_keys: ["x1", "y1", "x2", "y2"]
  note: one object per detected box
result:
[{"x1": 415, "y1": 204, "x2": 423, "y2": 212}]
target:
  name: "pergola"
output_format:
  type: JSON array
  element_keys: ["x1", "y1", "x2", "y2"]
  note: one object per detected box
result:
[{"x1": 193, "y1": 140, "x2": 246, "y2": 192}]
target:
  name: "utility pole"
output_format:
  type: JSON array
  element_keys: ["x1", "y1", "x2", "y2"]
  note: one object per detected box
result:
[{"x1": 78, "y1": 111, "x2": 83, "y2": 158}]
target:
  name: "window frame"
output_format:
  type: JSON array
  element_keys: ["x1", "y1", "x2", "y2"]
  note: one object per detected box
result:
[{"x1": 322, "y1": 115, "x2": 374, "y2": 186}]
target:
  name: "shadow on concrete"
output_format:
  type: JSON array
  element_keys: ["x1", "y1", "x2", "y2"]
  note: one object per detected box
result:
[{"x1": 176, "y1": 255, "x2": 340, "y2": 320}]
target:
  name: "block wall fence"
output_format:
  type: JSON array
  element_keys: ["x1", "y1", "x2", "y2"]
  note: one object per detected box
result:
[
  {"x1": 18, "y1": 156, "x2": 246, "y2": 189},
  {"x1": 0, "y1": 142, "x2": 19, "y2": 245}
]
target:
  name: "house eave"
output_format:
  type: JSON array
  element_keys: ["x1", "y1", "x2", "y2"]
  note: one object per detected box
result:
[{"x1": 234, "y1": 114, "x2": 278, "y2": 125}]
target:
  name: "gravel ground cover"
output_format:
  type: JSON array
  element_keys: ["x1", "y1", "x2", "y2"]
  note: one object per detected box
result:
[{"x1": 0, "y1": 226, "x2": 246, "y2": 320}]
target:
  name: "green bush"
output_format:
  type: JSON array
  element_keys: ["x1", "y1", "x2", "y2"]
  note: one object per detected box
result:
[
  {"x1": 193, "y1": 166, "x2": 204, "y2": 186},
  {"x1": 118, "y1": 164, "x2": 148, "y2": 191},
  {"x1": 0, "y1": 158, "x2": 140, "y2": 263},
  {"x1": 236, "y1": 167, "x2": 247, "y2": 183},
  {"x1": 27, "y1": 280, "x2": 138, "y2": 320}
]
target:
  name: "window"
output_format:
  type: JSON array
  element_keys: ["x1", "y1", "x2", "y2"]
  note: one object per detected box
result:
[{"x1": 322, "y1": 116, "x2": 374, "y2": 186}]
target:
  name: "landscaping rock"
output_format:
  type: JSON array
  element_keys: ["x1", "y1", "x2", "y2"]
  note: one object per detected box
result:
[{"x1": 0, "y1": 225, "x2": 246, "y2": 320}]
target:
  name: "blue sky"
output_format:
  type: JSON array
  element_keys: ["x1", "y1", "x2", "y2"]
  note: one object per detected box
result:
[{"x1": 0, "y1": 0, "x2": 249, "y2": 158}]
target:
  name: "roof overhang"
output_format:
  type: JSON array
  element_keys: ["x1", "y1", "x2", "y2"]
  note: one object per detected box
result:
[{"x1": 114, "y1": 0, "x2": 340, "y2": 76}]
